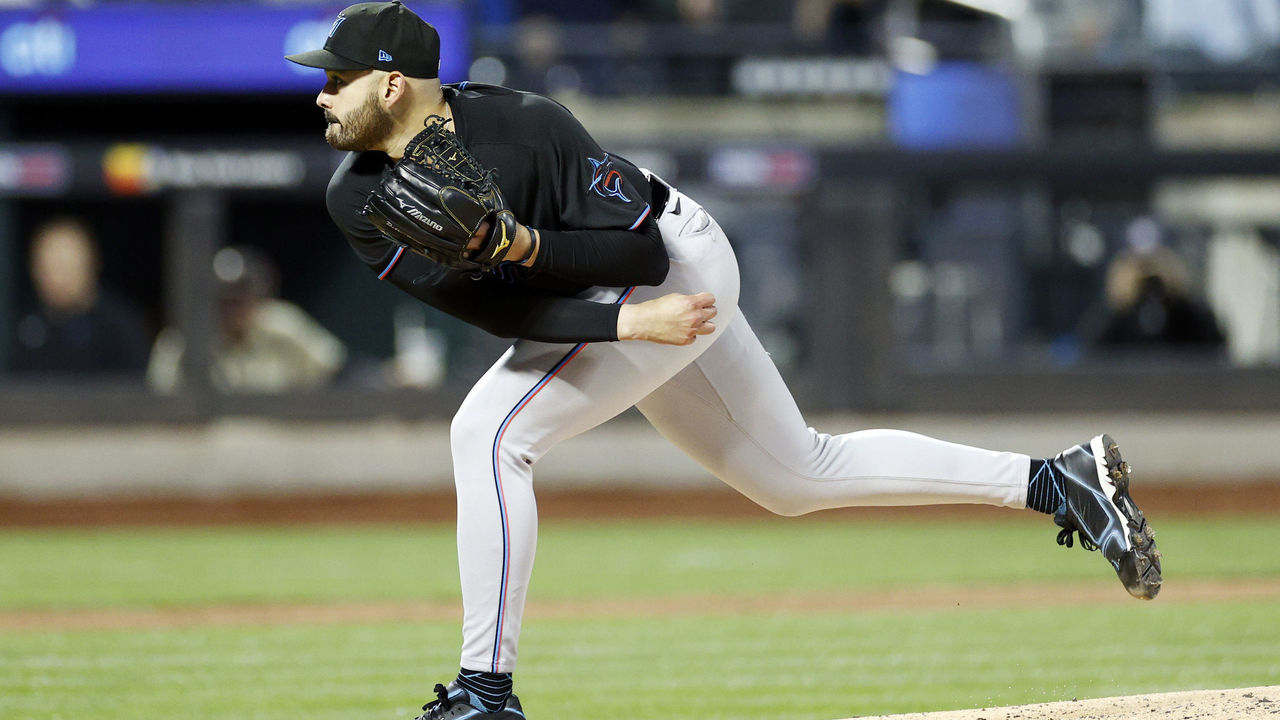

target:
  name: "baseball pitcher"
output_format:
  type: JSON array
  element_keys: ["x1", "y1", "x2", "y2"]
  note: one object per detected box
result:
[{"x1": 287, "y1": 3, "x2": 1162, "y2": 717}]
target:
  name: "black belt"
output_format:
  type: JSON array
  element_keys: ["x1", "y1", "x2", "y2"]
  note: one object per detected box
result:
[{"x1": 648, "y1": 174, "x2": 671, "y2": 219}]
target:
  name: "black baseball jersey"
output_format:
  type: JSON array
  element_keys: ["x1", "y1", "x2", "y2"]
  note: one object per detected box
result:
[{"x1": 326, "y1": 82, "x2": 668, "y2": 343}]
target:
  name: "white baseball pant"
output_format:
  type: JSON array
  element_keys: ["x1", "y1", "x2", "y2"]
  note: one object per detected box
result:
[{"x1": 449, "y1": 181, "x2": 1030, "y2": 673}]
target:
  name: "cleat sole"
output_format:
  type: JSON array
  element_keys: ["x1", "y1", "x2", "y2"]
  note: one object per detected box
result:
[{"x1": 1097, "y1": 434, "x2": 1162, "y2": 600}]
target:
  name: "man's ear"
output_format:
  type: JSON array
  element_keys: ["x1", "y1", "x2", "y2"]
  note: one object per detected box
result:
[{"x1": 383, "y1": 71, "x2": 408, "y2": 106}]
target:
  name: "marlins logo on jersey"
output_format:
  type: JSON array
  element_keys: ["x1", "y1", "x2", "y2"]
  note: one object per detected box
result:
[{"x1": 586, "y1": 155, "x2": 631, "y2": 203}]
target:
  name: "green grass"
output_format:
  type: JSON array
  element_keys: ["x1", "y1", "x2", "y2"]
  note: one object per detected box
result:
[
  {"x1": 2, "y1": 601, "x2": 1276, "y2": 719},
  {"x1": 1, "y1": 515, "x2": 1278, "y2": 720},
  {"x1": 0, "y1": 525, "x2": 460, "y2": 609},
  {"x1": 2, "y1": 516, "x2": 1278, "y2": 610}
]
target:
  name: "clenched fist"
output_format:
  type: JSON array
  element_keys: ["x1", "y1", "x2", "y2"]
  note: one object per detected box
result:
[{"x1": 616, "y1": 292, "x2": 718, "y2": 345}]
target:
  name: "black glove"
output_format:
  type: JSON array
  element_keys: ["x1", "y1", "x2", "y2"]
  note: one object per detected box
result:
[{"x1": 363, "y1": 115, "x2": 521, "y2": 272}]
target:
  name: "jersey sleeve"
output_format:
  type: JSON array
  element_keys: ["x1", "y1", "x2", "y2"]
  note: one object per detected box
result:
[
  {"x1": 325, "y1": 151, "x2": 402, "y2": 271},
  {"x1": 517, "y1": 96, "x2": 668, "y2": 287},
  {"x1": 538, "y1": 97, "x2": 656, "y2": 232}
]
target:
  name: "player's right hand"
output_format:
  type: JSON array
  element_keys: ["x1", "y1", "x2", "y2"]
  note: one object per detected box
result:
[{"x1": 616, "y1": 292, "x2": 717, "y2": 345}]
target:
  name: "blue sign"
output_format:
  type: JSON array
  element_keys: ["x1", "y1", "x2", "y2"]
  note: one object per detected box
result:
[
  {"x1": 888, "y1": 62, "x2": 1023, "y2": 149},
  {"x1": 0, "y1": 4, "x2": 469, "y2": 94}
]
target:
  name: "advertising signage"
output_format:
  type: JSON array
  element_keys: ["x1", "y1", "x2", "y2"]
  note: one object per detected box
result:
[{"x1": 0, "y1": 3, "x2": 469, "y2": 94}]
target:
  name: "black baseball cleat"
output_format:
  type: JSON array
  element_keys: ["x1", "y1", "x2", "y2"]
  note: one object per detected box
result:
[
  {"x1": 1050, "y1": 434, "x2": 1162, "y2": 600},
  {"x1": 416, "y1": 682, "x2": 526, "y2": 720}
]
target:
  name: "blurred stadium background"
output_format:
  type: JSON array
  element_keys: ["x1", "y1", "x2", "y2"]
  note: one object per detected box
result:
[{"x1": 1, "y1": 0, "x2": 1279, "y2": 508}]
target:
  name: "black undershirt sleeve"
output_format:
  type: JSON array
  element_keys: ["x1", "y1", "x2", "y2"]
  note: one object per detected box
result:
[
  {"x1": 517, "y1": 94, "x2": 668, "y2": 289},
  {"x1": 531, "y1": 219, "x2": 667, "y2": 288},
  {"x1": 383, "y1": 252, "x2": 622, "y2": 342}
]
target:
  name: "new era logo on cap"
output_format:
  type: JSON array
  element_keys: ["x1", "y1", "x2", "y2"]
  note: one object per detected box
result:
[{"x1": 378, "y1": 49, "x2": 393, "y2": 62}]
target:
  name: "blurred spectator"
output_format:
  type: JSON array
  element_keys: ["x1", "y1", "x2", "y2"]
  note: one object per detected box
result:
[
  {"x1": 505, "y1": 14, "x2": 573, "y2": 94},
  {"x1": 676, "y1": 0, "x2": 722, "y2": 26},
  {"x1": 147, "y1": 246, "x2": 346, "y2": 394},
  {"x1": 792, "y1": 0, "x2": 888, "y2": 54},
  {"x1": 665, "y1": 0, "x2": 733, "y2": 93},
  {"x1": 7, "y1": 216, "x2": 150, "y2": 379},
  {"x1": 1032, "y1": 0, "x2": 1144, "y2": 63},
  {"x1": 497, "y1": 0, "x2": 627, "y2": 95},
  {"x1": 1091, "y1": 222, "x2": 1226, "y2": 351}
]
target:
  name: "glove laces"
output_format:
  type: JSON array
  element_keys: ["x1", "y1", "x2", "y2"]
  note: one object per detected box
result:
[{"x1": 406, "y1": 115, "x2": 497, "y2": 190}]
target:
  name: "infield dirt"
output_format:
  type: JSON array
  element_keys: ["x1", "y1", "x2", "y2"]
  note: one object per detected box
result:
[
  {"x1": 843, "y1": 686, "x2": 1280, "y2": 719},
  {"x1": 2, "y1": 481, "x2": 1277, "y2": 527},
  {"x1": 4, "y1": 575, "x2": 1279, "y2": 632}
]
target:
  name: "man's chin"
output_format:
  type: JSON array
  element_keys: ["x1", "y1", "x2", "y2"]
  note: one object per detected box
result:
[{"x1": 324, "y1": 130, "x2": 360, "y2": 152}]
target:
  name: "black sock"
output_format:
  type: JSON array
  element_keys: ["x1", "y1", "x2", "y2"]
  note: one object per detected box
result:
[
  {"x1": 455, "y1": 669, "x2": 513, "y2": 712},
  {"x1": 1026, "y1": 458, "x2": 1064, "y2": 515}
]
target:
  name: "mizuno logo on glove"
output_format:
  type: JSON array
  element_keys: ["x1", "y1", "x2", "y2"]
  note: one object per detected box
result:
[{"x1": 396, "y1": 196, "x2": 445, "y2": 233}]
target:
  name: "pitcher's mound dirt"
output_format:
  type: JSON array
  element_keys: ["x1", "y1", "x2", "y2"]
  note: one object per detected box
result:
[{"x1": 842, "y1": 686, "x2": 1280, "y2": 720}]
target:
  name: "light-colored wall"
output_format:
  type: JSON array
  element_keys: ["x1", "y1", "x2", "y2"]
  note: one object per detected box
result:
[{"x1": 2, "y1": 412, "x2": 1277, "y2": 501}]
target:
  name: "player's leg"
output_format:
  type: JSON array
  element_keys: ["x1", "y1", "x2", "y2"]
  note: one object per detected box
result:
[
  {"x1": 636, "y1": 312, "x2": 1028, "y2": 514},
  {"x1": 635, "y1": 312, "x2": 1161, "y2": 598},
  {"x1": 449, "y1": 330, "x2": 703, "y2": 676},
  {"x1": 447, "y1": 197, "x2": 741, "y2": 680}
]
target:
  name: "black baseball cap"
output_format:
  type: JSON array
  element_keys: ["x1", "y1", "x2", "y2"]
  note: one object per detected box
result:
[{"x1": 285, "y1": 1, "x2": 440, "y2": 79}]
